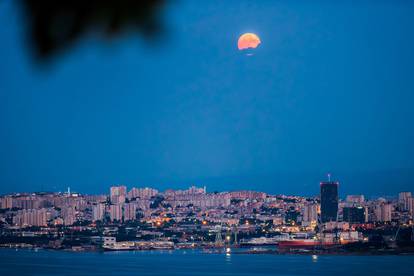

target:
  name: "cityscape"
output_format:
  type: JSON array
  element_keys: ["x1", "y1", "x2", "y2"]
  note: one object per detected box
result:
[
  {"x1": 1, "y1": 0, "x2": 414, "y2": 275},
  {"x1": 1, "y1": 176, "x2": 413, "y2": 254}
]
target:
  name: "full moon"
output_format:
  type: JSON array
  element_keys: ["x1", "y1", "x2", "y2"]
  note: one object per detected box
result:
[{"x1": 238, "y1": 33, "x2": 261, "y2": 50}]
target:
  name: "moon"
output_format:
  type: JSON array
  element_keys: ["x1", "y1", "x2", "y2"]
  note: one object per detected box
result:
[{"x1": 238, "y1": 33, "x2": 261, "y2": 50}]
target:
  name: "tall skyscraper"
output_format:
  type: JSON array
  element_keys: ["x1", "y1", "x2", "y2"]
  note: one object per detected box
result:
[{"x1": 320, "y1": 177, "x2": 339, "y2": 223}]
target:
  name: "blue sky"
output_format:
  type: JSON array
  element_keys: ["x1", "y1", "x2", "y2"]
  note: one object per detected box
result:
[{"x1": 0, "y1": 1, "x2": 413, "y2": 196}]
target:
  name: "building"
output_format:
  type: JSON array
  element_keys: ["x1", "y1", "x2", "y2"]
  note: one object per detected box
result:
[
  {"x1": 124, "y1": 202, "x2": 138, "y2": 221},
  {"x1": 320, "y1": 180, "x2": 339, "y2": 223},
  {"x1": 346, "y1": 195, "x2": 365, "y2": 204},
  {"x1": 302, "y1": 203, "x2": 318, "y2": 224},
  {"x1": 228, "y1": 191, "x2": 267, "y2": 200},
  {"x1": 13, "y1": 208, "x2": 51, "y2": 227},
  {"x1": 398, "y1": 192, "x2": 412, "y2": 211},
  {"x1": 0, "y1": 196, "x2": 13, "y2": 209},
  {"x1": 408, "y1": 197, "x2": 414, "y2": 218},
  {"x1": 12, "y1": 196, "x2": 42, "y2": 210},
  {"x1": 103, "y1": 236, "x2": 116, "y2": 247},
  {"x1": 109, "y1": 204, "x2": 123, "y2": 222},
  {"x1": 374, "y1": 203, "x2": 392, "y2": 222},
  {"x1": 322, "y1": 221, "x2": 350, "y2": 231},
  {"x1": 164, "y1": 186, "x2": 206, "y2": 197},
  {"x1": 187, "y1": 186, "x2": 207, "y2": 195},
  {"x1": 165, "y1": 193, "x2": 231, "y2": 209},
  {"x1": 92, "y1": 203, "x2": 106, "y2": 222},
  {"x1": 127, "y1": 187, "x2": 158, "y2": 199},
  {"x1": 61, "y1": 206, "x2": 76, "y2": 225},
  {"x1": 110, "y1": 186, "x2": 127, "y2": 204},
  {"x1": 343, "y1": 206, "x2": 365, "y2": 224}
]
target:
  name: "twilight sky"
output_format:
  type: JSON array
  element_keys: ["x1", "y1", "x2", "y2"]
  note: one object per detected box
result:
[{"x1": 0, "y1": 1, "x2": 413, "y2": 196}]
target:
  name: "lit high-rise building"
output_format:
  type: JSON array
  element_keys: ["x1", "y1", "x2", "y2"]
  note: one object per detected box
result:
[
  {"x1": 109, "y1": 204, "x2": 123, "y2": 222},
  {"x1": 320, "y1": 178, "x2": 339, "y2": 223},
  {"x1": 0, "y1": 196, "x2": 13, "y2": 209},
  {"x1": 302, "y1": 203, "x2": 318, "y2": 224},
  {"x1": 127, "y1": 187, "x2": 158, "y2": 199},
  {"x1": 12, "y1": 208, "x2": 51, "y2": 227},
  {"x1": 398, "y1": 192, "x2": 412, "y2": 211},
  {"x1": 61, "y1": 206, "x2": 76, "y2": 225},
  {"x1": 374, "y1": 203, "x2": 392, "y2": 222},
  {"x1": 408, "y1": 197, "x2": 414, "y2": 218},
  {"x1": 92, "y1": 203, "x2": 106, "y2": 222},
  {"x1": 110, "y1": 186, "x2": 127, "y2": 204},
  {"x1": 123, "y1": 202, "x2": 138, "y2": 221}
]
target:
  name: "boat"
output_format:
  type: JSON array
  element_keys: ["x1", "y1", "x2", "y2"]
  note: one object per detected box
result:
[
  {"x1": 240, "y1": 237, "x2": 279, "y2": 246},
  {"x1": 103, "y1": 240, "x2": 175, "y2": 251},
  {"x1": 103, "y1": 241, "x2": 137, "y2": 251},
  {"x1": 278, "y1": 239, "x2": 331, "y2": 248},
  {"x1": 278, "y1": 232, "x2": 360, "y2": 249}
]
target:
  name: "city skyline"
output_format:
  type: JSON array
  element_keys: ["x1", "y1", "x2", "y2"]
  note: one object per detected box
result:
[
  {"x1": 0, "y1": 170, "x2": 412, "y2": 198},
  {"x1": 3, "y1": 179, "x2": 412, "y2": 255},
  {"x1": 2, "y1": 183, "x2": 413, "y2": 251},
  {"x1": 1, "y1": 180, "x2": 410, "y2": 201},
  {"x1": 3, "y1": 183, "x2": 413, "y2": 225}
]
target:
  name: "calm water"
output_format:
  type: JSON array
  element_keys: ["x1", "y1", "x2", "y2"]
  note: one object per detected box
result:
[{"x1": 1, "y1": 249, "x2": 414, "y2": 276}]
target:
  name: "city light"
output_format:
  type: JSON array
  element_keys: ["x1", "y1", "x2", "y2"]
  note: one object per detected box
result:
[{"x1": 0, "y1": 185, "x2": 413, "y2": 255}]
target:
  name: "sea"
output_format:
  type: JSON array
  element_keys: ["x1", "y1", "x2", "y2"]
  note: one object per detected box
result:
[{"x1": 1, "y1": 249, "x2": 413, "y2": 276}]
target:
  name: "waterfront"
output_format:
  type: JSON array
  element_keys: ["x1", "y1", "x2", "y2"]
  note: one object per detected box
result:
[{"x1": 1, "y1": 249, "x2": 414, "y2": 276}]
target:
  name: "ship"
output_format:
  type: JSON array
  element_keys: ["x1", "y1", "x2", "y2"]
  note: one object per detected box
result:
[
  {"x1": 102, "y1": 239, "x2": 174, "y2": 251},
  {"x1": 278, "y1": 231, "x2": 361, "y2": 249},
  {"x1": 278, "y1": 239, "x2": 333, "y2": 248},
  {"x1": 103, "y1": 241, "x2": 137, "y2": 251}
]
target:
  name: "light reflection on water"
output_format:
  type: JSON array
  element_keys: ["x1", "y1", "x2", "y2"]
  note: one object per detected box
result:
[
  {"x1": 311, "y1": 254, "x2": 318, "y2": 263},
  {"x1": 225, "y1": 248, "x2": 232, "y2": 264}
]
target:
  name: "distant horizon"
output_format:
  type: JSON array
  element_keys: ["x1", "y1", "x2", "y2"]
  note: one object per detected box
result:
[{"x1": 1, "y1": 167, "x2": 412, "y2": 198}]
